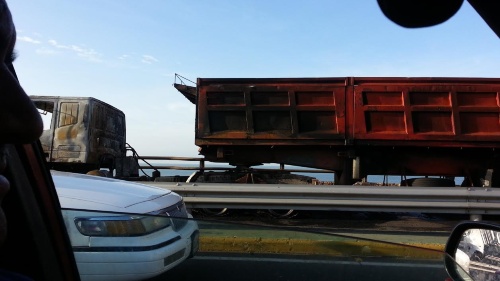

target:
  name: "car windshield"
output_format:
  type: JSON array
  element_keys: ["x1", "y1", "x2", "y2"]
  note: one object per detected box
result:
[
  {"x1": 62, "y1": 208, "x2": 464, "y2": 281},
  {"x1": 7, "y1": 1, "x2": 500, "y2": 281},
  {"x1": 8, "y1": 1, "x2": 499, "y2": 164}
]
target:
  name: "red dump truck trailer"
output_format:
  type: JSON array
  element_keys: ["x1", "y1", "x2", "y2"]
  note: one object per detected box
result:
[{"x1": 175, "y1": 77, "x2": 500, "y2": 186}]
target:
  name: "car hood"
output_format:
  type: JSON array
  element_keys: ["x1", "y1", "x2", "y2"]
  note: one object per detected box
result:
[{"x1": 52, "y1": 171, "x2": 178, "y2": 213}]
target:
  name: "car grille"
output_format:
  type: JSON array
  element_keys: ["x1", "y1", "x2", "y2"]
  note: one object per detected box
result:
[{"x1": 153, "y1": 200, "x2": 189, "y2": 230}]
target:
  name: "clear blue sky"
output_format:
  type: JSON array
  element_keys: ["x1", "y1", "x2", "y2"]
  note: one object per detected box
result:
[{"x1": 8, "y1": 1, "x2": 500, "y2": 157}]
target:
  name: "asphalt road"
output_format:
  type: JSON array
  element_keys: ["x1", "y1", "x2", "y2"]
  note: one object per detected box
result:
[{"x1": 148, "y1": 253, "x2": 450, "y2": 281}]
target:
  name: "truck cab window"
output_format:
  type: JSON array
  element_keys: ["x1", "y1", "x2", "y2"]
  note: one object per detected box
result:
[
  {"x1": 33, "y1": 101, "x2": 54, "y2": 131},
  {"x1": 59, "y1": 102, "x2": 79, "y2": 127}
]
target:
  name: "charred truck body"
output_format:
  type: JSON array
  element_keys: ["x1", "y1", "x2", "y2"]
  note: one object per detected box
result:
[
  {"x1": 175, "y1": 77, "x2": 500, "y2": 186},
  {"x1": 31, "y1": 96, "x2": 127, "y2": 174}
]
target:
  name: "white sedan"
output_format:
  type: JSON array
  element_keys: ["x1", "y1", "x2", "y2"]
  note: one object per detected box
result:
[{"x1": 52, "y1": 171, "x2": 199, "y2": 281}]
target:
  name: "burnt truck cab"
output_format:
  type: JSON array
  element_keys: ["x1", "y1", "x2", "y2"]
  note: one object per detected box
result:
[{"x1": 30, "y1": 96, "x2": 126, "y2": 174}]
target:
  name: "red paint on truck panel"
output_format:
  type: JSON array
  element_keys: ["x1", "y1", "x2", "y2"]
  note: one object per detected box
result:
[
  {"x1": 196, "y1": 77, "x2": 500, "y2": 145},
  {"x1": 186, "y1": 77, "x2": 500, "y2": 179}
]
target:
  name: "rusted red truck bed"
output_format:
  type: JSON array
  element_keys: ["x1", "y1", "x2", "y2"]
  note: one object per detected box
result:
[
  {"x1": 195, "y1": 77, "x2": 500, "y2": 147},
  {"x1": 177, "y1": 77, "x2": 500, "y2": 185}
]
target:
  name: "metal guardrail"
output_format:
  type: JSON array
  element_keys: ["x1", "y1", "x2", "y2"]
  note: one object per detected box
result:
[
  {"x1": 143, "y1": 182, "x2": 500, "y2": 215},
  {"x1": 137, "y1": 156, "x2": 334, "y2": 173}
]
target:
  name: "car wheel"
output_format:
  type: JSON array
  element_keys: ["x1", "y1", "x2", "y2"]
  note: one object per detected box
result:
[
  {"x1": 471, "y1": 251, "x2": 484, "y2": 261},
  {"x1": 188, "y1": 231, "x2": 199, "y2": 258}
]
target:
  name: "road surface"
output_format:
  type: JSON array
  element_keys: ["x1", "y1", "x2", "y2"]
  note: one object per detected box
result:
[{"x1": 149, "y1": 253, "x2": 450, "y2": 281}]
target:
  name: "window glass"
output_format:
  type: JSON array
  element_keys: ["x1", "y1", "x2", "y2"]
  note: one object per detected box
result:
[
  {"x1": 59, "y1": 208, "x2": 449, "y2": 281},
  {"x1": 33, "y1": 101, "x2": 55, "y2": 130},
  {"x1": 92, "y1": 103, "x2": 124, "y2": 135},
  {"x1": 59, "y1": 102, "x2": 79, "y2": 127}
]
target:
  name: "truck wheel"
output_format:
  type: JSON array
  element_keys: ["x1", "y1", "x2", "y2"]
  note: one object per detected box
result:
[
  {"x1": 86, "y1": 170, "x2": 109, "y2": 177},
  {"x1": 202, "y1": 208, "x2": 229, "y2": 216},
  {"x1": 267, "y1": 209, "x2": 298, "y2": 218},
  {"x1": 401, "y1": 178, "x2": 456, "y2": 187}
]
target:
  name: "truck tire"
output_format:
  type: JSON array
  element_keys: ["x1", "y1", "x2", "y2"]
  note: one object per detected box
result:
[
  {"x1": 401, "y1": 178, "x2": 456, "y2": 187},
  {"x1": 202, "y1": 208, "x2": 229, "y2": 216},
  {"x1": 86, "y1": 169, "x2": 109, "y2": 177},
  {"x1": 267, "y1": 209, "x2": 298, "y2": 218}
]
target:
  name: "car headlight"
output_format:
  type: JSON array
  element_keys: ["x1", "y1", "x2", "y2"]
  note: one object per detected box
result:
[{"x1": 74, "y1": 215, "x2": 171, "y2": 237}]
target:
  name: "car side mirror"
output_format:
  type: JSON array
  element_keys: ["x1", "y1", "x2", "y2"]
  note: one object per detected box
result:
[
  {"x1": 377, "y1": 0, "x2": 463, "y2": 28},
  {"x1": 445, "y1": 222, "x2": 500, "y2": 281}
]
